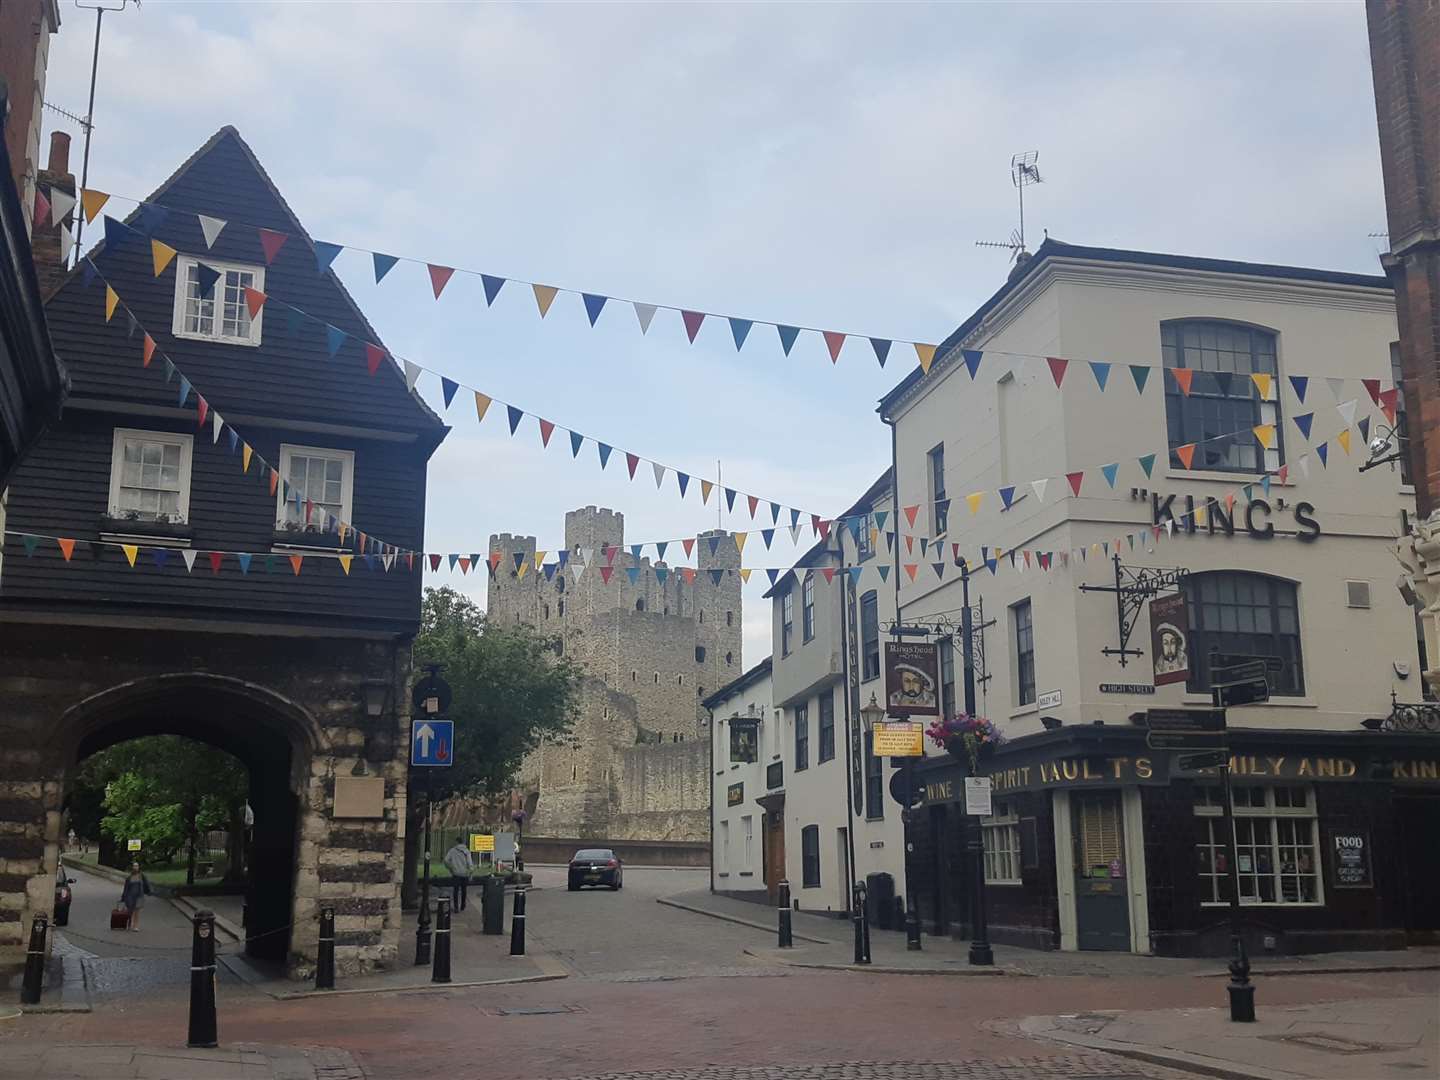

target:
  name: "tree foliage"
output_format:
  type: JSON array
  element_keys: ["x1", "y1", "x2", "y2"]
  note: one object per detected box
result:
[{"x1": 414, "y1": 587, "x2": 580, "y2": 803}]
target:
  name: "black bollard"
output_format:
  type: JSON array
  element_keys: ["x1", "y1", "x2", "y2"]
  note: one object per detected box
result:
[
  {"x1": 19, "y1": 915, "x2": 47, "y2": 1005},
  {"x1": 315, "y1": 905, "x2": 335, "y2": 991},
  {"x1": 509, "y1": 886, "x2": 526, "y2": 956},
  {"x1": 851, "y1": 883, "x2": 870, "y2": 965},
  {"x1": 433, "y1": 897, "x2": 452, "y2": 983},
  {"x1": 777, "y1": 880, "x2": 793, "y2": 949},
  {"x1": 187, "y1": 910, "x2": 218, "y2": 1049}
]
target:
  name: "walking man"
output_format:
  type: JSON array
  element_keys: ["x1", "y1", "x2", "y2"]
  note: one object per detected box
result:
[{"x1": 443, "y1": 837, "x2": 473, "y2": 911}]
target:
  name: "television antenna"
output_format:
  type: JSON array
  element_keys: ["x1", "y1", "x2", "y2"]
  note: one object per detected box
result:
[{"x1": 976, "y1": 151, "x2": 1043, "y2": 262}]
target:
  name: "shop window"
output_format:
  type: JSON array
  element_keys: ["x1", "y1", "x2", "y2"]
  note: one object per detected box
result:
[
  {"x1": 1194, "y1": 784, "x2": 1322, "y2": 905},
  {"x1": 794, "y1": 703, "x2": 809, "y2": 772},
  {"x1": 983, "y1": 800, "x2": 1022, "y2": 884},
  {"x1": 1012, "y1": 599, "x2": 1035, "y2": 706},
  {"x1": 817, "y1": 690, "x2": 835, "y2": 763},
  {"x1": 801, "y1": 825, "x2": 820, "y2": 888},
  {"x1": 802, "y1": 574, "x2": 816, "y2": 642},
  {"x1": 1162, "y1": 319, "x2": 1281, "y2": 473},
  {"x1": 860, "y1": 591, "x2": 880, "y2": 681},
  {"x1": 1183, "y1": 572, "x2": 1304, "y2": 695}
]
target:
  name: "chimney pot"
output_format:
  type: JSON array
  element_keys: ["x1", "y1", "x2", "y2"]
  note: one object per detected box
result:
[{"x1": 47, "y1": 132, "x2": 70, "y2": 176}]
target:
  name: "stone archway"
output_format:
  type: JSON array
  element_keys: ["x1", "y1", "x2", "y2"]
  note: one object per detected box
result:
[{"x1": 61, "y1": 674, "x2": 327, "y2": 965}]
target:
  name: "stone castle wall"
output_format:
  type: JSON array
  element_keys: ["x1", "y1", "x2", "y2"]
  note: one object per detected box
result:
[{"x1": 489, "y1": 506, "x2": 740, "y2": 840}]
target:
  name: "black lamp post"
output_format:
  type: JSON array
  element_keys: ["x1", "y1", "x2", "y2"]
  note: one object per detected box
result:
[
  {"x1": 862, "y1": 692, "x2": 921, "y2": 951},
  {"x1": 512, "y1": 809, "x2": 526, "y2": 872}
]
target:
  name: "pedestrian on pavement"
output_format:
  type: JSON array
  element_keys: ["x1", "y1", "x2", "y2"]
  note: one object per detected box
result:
[
  {"x1": 121, "y1": 862, "x2": 151, "y2": 931},
  {"x1": 443, "y1": 837, "x2": 473, "y2": 911}
]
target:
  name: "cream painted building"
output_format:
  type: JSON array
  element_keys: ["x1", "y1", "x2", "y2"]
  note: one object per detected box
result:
[
  {"x1": 876, "y1": 241, "x2": 1439, "y2": 956},
  {"x1": 704, "y1": 657, "x2": 773, "y2": 900}
]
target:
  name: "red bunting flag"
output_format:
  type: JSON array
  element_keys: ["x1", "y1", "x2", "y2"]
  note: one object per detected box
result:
[
  {"x1": 428, "y1": 264, "x2": 455, "y2": 299},
  {"x1": 1277, "y1": 464, "x2": 1289, "y2": 484},
  {"x1": 681, "y1": 310, "x2": 705, "y2": 343},
  {"x1": 208, "y1": 551, "x2": 224, "y2": 574},
  {"x1": 196, "y1": 395, "x2": 209, "y2": 428},
  {"x1": 429, "y1": 554, "x2": 442, "y2": 571},
  {"x1": 1047, "y1": 356, "x2": 1068, "y2": 387},
  {"x1": 1362, "y1": 378, "x2": 1382, "y2": 407},
  {"x1": 903, "y1": 564, "x2": 918, "y2": 582},
  {"x1": 817, "y1": 519, "x2": 832, "y2": 541},
  {"x1": 258, "y1": 228, "x2": 288, "y2": 265},
  {"x1": 625, "y1": 453, "x2": 640, "y2": 479},
  {"x1": 142, "y1": 334, "x2": 156, "y2": 367},
  {"x1": 243, "y1": 287, "x2": 267, "y2": 318},
  {"x1": 458, "y1": 558, "x2": 471, "y2": 574},
  {"x1": 600, "y1": 566, "x2": 614, "y2": 584},
  {"x1": 682, "y1": 537, "x2": 695, "y2": 558},
  {"x1": 1379, "y1": 388, "x2": 1399, "y2": 425},
  {"x1": 538, "y1": 419, "x2": 556, "y2": 447},
  {"x1": 1171, "y1": 368, "x2": 1195, "y2": 396},
  {"x1": 33, "y1": 188, "x2": 50, "y2": 226},
  {"x1": 905, "y1": 535, "x2": 914, "y2": 554},
  {"x1": 823, "y1": 331, "x2": 845, "y2": 363},
  {"x1": 365, "y1": 343, "x2": 385, "y2": 375},
  {"x1": 1063, "y1": 471, "x2": 1083, "y2": 497},
  {"x1": 747, "y1": 495, "x2": 759, "y2": 519},
  {"x1": 902, "y1": 505, "x2": 919, "y2": 527},
  {"x1": 821, "y1": 567, "x2": 836, "y2": 584}
]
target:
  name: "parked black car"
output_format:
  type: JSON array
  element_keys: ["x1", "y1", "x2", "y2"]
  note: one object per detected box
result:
[
  {"x1": 567, "y1": 848, "x2": 623, "y2": 891},
  {"x1": 54, "y1": 866, "x2": 75, "y2": 926}
]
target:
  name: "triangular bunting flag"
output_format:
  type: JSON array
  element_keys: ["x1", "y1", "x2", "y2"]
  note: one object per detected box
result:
[
  {"x1": 1253, "y1": 424, "x2": 1276, "y2": 449},
  {"x1": 32, "y1": 189, "x2": 50, "y2": 227},
  {"x1": 625, "y1": 453, "x2": 640, "y2": 479},
  {"x1": 1358, "y1": 415, "x2": 1371, "y2": 445},
  {"x1": 877, "y1": 564, "x2": 891, "y2": 582},
  {"x1": 699, "y1": 479, "x2": 713, "y2": 504},
  {"x1": 1137, "y1": 453, "x2": 1156, "y2": 478},
  {"x1": 338, "y1": 554, "x2": 353, "y2": 575},
  {"x1": 956, "y1": 349, "x2": 980, "y2": 379},
  {"x1": 571, "y1": 430, "x2": 585, "y2": 458},
  {"x1": 289, "y1": 554, "x2": 304, "y2": 575},
  {"x1": 633, "y1": 302, "x2": 657, "y2": 333},
  {"x1": 177, "y1": 548, "x2": 195, "y2": 571},
  {"x1": 404, "y1": 360, "x2": 422, "y2": 390},
  {"x1": 903, "y1": 505, "x2": 919, "y2": 527},
  {"x1": 481, "y1": 274, "x2": 506, "y2": 306},
  {"x1": 1293, "y1": 412, "x2": 1314, "y2": 440},
  {"x1": 313, "y1": 240, "x2": 342, "y2": 271},
  {"x1": 582, "y1": 293, "x2": 608, "y2": 326},
  {"x1": 1032, "y1": 478, "x2": 1049, "y2": 502},
  {"x1": 1337, "y1": 428, "x2": 1352, "y2": 455},
  {"x1": 747, "y1": 495, "x2": 759, "y2": 519},
  {"x1": 1251, "y1": 372, "x2": 1272, "y2": 400},
  {"x1": 1289, "y1": 375, "x2": 1309, "y2": 402},
  {"x1": 81, "y1": 188, "x2": 110, "y2": 222},
  {"x1": 730, "y1": 318, "x2": 753, "y2": 351},
  {"x1": 533, "y1": 284, "x2": 559, "y2": 317},
  {"x1": 372, "y1": 252, "x2": 399, "y2": 282},
  {"x1": 914, "y1": 342, "x2": 936, "y2": 372},
  {"x1": 1316, "y1": 442, "x2": 1329, "y2": 468},
  {"x1": 365, "y1": 343, "x2": 385, "y2": 375},
  {"x1": 178, "y1": 375, "x2": 192, "y2": 407},
  {"x1": 932, "y1": 562, "x2": 945, "y2": 580},
  {"x1": 1089, "y1": 361, "x2": 1111, "y2": 391},
  {"x1": 49, "y1": 187, "x2": 75, "y2": 225},
  {"x1": 600, "y1": 566, "x2": 614, "y2": 584},
  {"x1": 242, "y1": 444, "x2": 253, "y2": 473},
  {"x1": 325, "y1": 325, "x2": 346, "y2": 358},
  {"x1": 1171, "y1": 368, "x2": 1194, "y2": 395},
  {"x1": 777, "y1": 325, "x2": 800, "y2": 355},
  {"x1": 761, "y1": 528, "x2": 774, "y2": 549},
  {"x1": 428, "y1": 264, "x2": 455, "y2": 299},
  {"x1": 681, "y1": 310, "x2": 705, "y2": 343},
  {"x1": 151, "y1": 239, "x2": 177, "y2": 276},
  {"x1": 1066, "y1": 471, "x2": 1084, "y2": 496},
  {"x1": 653, "y1": 462, "x2": 666, "y2": 488},
  {"x1": 121, "y1": 543, "x2": 139, "y2": 568},
  {"x1": 1101, "y1": 462, "x2": 1119, "y2": 488},
  {"x1": 258, "y1": 228, "x2": 288, "y2": 265},
  {"x1": 57, "y1": 537, "x2": 76, "y2": 561},
  {"x1": 682, "y1": 538, "x2": 695, "y2": 558},
  {"x1": 735, "y1": 533, "x2": 748, "y2": 555},
  {"x1": 507, "y1": 405, "x2": 524, "y2": 434},
  {"x1": 104, "y1": 285, "x2": 119, "y2": 322},
  {"x1": 870, "y1": 338, "x2": 892, "y2": 367},
  {"x1": 474, "y1": 392, "x2": 492, "y2": 424},
  {"x1": 965, "y1": 492, "x2": 983, "y2": 514},
  {"x1": 207, "y1": 550, "x2": 224, "y2": 574},
  {"x1": 1326, "y1": 377, "x2": 1346, "y2": 401},
  {"x1": 1379, "y1": 388, "x2": 1399, "y2": 425},
  {"x1": 1176, "y1": 444, "x2": 1197, "y2": 469},
  {"x1": 538, "y1": 418, "x2": 556, "y2": 447},
  {"x1": 999, "y1": 486, "x2": 1016, "y2": 510},
  {"x1": 1130, "y1": 365, "x2": 1150, "y2": 394},
  {"x1": 598, "y1": 442, "x2": 613, "y2": 469},
  {"x1": 1362, "y1": 378, "x2": 1381, "y2": 407},
  {"x1": 1047, "y1": 356, "x2": 1068, "y2": 387},
  {"x1": 1337, "y1": 398, "x2": 1358, "y2": 427},
  {"x1": 243, "y1": 286, "x2": 267, "y2": 319}
]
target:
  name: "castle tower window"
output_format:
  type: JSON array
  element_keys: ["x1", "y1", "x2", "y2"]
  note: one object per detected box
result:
[
  {"x1": 696, "y1": 646, "x2": 707, "y2": 663},
  {"x1": 558, "y1": 599, "x2": 565, "y2": 616},
  {"x1": 632, "y1": 670, "x2": 638, "y2": 682},
  {"x1": 726, "y1": 611, "x2": 733, "y2": 626},
  {"x1": 698, "y1": 686, "x2": 704, "y2": 698},
  {"x1": 543, "y1": 603, "x2": 550, "y2": 619},
  {"x1": 556, "y1": 577, "x2": 565, "y2": 593},
  {"x1": 726, "y1": 652, "x2": 733, "y2": 666},
  {"x1": 699, "y1": 610, "x2": 704, "y2": 624},
  {"x1": 654, "y1": 672, "x2": 660, "y2": 684},
  {"x1": 636, "y1": 598, "x2": 645, "y2": 612},
  {"x1": 677, "y1": 675, "x2": 684, "y2": 686}
]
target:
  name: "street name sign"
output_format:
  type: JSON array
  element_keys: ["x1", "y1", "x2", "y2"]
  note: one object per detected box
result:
[
  {"x1": 411, "y1": 718, "x2": 455, "y2": 767},
  {"x1": 1176, "y1": 750, "x2": 1228, "y2": 772}
]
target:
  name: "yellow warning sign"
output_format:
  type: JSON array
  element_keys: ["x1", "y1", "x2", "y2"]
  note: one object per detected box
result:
[
  {"x1": 469, "y1": 833, "x2": 496, "y2": 853},
  {"x1": 872, "y1": 722, "x2": 924, "y2": 757}
]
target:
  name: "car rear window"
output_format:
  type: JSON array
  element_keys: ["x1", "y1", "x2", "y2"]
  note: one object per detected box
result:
[{"x1": 574, "y1": 849, "x2": 613, "y2": 861}]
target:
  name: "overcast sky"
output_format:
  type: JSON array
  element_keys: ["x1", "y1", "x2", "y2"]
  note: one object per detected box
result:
[{"x1": 44, "y1": 1, "x2": 1387, "y2": 666}]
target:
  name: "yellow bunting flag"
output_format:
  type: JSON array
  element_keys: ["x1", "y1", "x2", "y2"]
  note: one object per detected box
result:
[
  {"x1": 1253, "y1": 423, "x2": 1276, "y2": 449},
  {"x1": 151, "y1": 239, "x2": 177, "y2": 277},
  {"x1": 289, "y1": 554, "x2": 304, "y2": 575},
  {"x1": 474, "y1": 391, "x2": 492, "y2": 424},
  {"x1": 121, "y1": 544, "x2": 139, "y2": 567},
  {"x1": 734, "y1": 532, "x2": 748, "y2": 555},
  {"x1": 337, "y1": 522, "x2": 348, "y2": 545},
  {"x1": 965, "y1": 492, "x2": 983, "y2": 514},
  {"x1": 1251, "y1": 373, "x2": 1272, "y2": 400},
  {"x1": 338, "y1": 555, "x2": 353, "y2": 575},
  {"x1": 700, "y1": 479, "x2": 714, "y2": 504},
  {"x1": 104, "y1": 286, "x2": 119, "y2": 322},
  {"x1": 915, "y1": 343, "x2": 937, "y2": 373},
  {"x1": 738, "y1": 568, "x2": 751, "y2": 584},
  {"x1": 517, "y1": 560, "x2": 528, "y2": 579},
  {"x1": 534, "y1": 551, "x2": 547, "y2": 570},
  {"x1": 1176, "y1": 443, "x2": 1197, "y2": 469},
  {"x1": 532, "y1": 284, "x2": 559, "y2": 318},
  {"x1": 1337, "y1": 428, "x2": 1352, "y2": 454},
  {"x1": 81, "y1": 188, "x2": 110, "y2": 223},
  {"x1": 242, "y1": 444, "x2": 252, "y2": 473}
]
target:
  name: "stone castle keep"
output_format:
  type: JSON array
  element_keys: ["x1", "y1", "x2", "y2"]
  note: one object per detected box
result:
[{"x1": 488, "y1": 507, "x2": 741, "y2": 841}]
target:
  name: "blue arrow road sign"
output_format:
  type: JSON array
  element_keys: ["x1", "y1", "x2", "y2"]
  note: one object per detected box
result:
[{"x1": 411, "y1": 718, "x2": 455, "y2": 767}]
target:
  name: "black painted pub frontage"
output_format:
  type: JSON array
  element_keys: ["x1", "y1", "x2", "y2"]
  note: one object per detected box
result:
[{"x1": 906, "y1": 723, "x2": 1440, "y2": 956}]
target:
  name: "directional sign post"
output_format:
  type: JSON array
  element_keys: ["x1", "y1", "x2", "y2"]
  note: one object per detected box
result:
[
  {"x1": 1143, "y1": 708, "x2": 1227, "y2": 751},
  {"x1": 410, "y1": 667, "x2": 452, "y2": 969},
  {"x1": 411, "y1": 719, "x2": 455, "y2": 768}
]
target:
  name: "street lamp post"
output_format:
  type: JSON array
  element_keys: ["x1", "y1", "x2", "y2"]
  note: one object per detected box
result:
[
  {"x1": 861, "y1": 693, "x2": 921, "y2": 952},
  {"x1": 513, "y1": 809, "x2": 526, "y2": 872}
]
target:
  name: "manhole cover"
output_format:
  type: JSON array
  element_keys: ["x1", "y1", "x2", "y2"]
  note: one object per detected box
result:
[
  {"x1": 489, "y1": 1004, "x2": 584, "y2": 1016},
  {"x1": 1268, "y1": 1032, "x2": 1397, "y2": 1055}
]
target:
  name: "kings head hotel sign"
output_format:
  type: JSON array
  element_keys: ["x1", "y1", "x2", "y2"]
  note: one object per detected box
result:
[
  {"x1": 1149, "y1": 591, "x2": 1190, "y2": 687},
  {"x1": 885, "y1": 641, "x2": 941, "y2": 717}
]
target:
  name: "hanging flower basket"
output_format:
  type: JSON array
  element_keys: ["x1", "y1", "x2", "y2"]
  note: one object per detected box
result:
[{"x1": 926, "y1": 714, "x2": 1004, "y2": 772}]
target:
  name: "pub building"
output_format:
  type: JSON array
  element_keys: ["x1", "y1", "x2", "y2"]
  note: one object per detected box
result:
[{"x1": 878, "y1": 240, "x2": 1440, "y2": 955}]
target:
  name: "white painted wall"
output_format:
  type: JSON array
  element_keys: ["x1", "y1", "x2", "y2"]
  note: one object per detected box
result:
[{"x1": 708, "y1": 662, "x2": 772, "y2": 893}]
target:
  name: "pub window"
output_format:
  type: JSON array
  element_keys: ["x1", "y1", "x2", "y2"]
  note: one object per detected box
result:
[
  {"x1": 1184, "y1": 571, "x2": 1304, "y2": 696},
  {"x1": 983, "y1": 799, "x2": 1022, "y2": 884},
  {"x1": 1012, "y1": 598, "x2": 1035, "y2": 706},
  {"x1": 1162, "y1": 319, "x2": 1281, "y2": 474},
  {"x1": 802, "y1": 573, "x2": 816, "y2": 643},
  {"x1": 1195, "y1": 784, "x2": 1322, "y2": 905},
  {"x1": 172, "y1": 256, "x2": 264, "y2": 346},
  {"x1": 801, "y1": 824, "x2": 820, "y2": 888},
  {"x1": 863, "y1": 720, "x2": 884, "y2": 820},
  {"x1": 794, "y1": 703, "x2": 809, "y2": 772},
  {"x1": 276, "y1": 444, "x2": 354, "y2": 533},
  {"x1": 860, "y1": 591, "x2": 880, "y2": 682},
  {"x1": 1390, "y1": 342, "x2": 1411, "y2": 485},
  {"x1": 107, "y1": 428, "x2": 194, "y2": 523},
  {"x1": 817, "y1": 689, "x2": 835, "y2": 763},
  {"x1": 939, "y1": 635, "x2": 956, "y2": 718},
  {"x1": 929, "y1": 442, "x2": 948, "y2": 535},
  {"x1": 781, "y1": 590, "x2": 795, "y2": 656}
]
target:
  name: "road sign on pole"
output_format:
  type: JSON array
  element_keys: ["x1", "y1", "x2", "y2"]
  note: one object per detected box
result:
[
  {"x1": 1144, "y1": 707, "x2": 1228, "y2": 751},
  {"x1": 411, "y1": 718, "x2": 455, "y2": 767},
  {"x1": 1211, "y1": 660, "x2": 1270, "y2": 707},
  {"x1": 1176, "y1": 749, "x2": 1229, "y2": 771}
]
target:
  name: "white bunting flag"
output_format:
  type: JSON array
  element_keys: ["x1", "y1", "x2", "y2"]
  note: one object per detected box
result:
[
  {"x1": 1165, "y1": 520, "x2": 1174, "y2": 537},
  {"x1": 571, "y1": 559, "x2": 586, "y2": 583},
  {"x1": 404, "y1": 360, "x2": 422, "y2": 391},
  {"x1": 1326, "y1": 377, "x2": 1346, "y2": 401},
  {"x1": 1031, "y1": 478, "x2": 1049, "y2": 502},
  {"x1": 580, "y1": 547, "x2": 593, "y2": 567},
  {"x1": 59, "y1": 227, "x2": 75, "y2": 263},
  {"x1": 48, "y1": 187, "x2": 76, "y2": 225},
  {"x1": 383, "y1": 553, "x2": 395, "y2": 572},
  {"x1": 1336, "y1": 398, "x2": 1358, "y2": 428},
  {"x1": 633, "y1": 302, "x2": 658, "y2": 334},
  {"x1": 212, "y1": 411, "x2": 223, "y2": 443},
  {"x1": 1297, "y1": 453, "x2": 1311, "y2": 478},
  {"x1": 653, "y1": 462, "x2": 666, "y2": 489},
  {"x1": 181, "y1": 549, "x2": 199, "y2": 572},
  {"x1": 196, "y1": 214, "x2": 226, "y2": 249}
]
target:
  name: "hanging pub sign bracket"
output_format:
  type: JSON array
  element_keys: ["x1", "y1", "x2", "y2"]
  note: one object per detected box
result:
[{"x1": 1077, "y1": 554, "x2": 1188, "y2": 667}]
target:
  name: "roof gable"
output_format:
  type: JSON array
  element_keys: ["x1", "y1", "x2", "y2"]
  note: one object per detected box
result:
[{"x1": 46, "y1": 127, "x2": 445, "y2": 439}]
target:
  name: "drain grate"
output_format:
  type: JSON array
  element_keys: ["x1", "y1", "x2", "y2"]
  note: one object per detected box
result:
[
  {"x1": 489, "y1": 1004, "x2": 585, "y2": 1016},
  {"x1": 1267, "y1": 1032, "x2": 1399, "y2": 1055}
]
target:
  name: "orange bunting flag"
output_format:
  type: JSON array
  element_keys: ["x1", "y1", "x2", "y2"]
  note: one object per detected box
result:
[
  {"x1": 1171, "y1": 368, "x2": 1195, "y2": 396},
  {"x1": 427, "y1": 264, "x2": 455, "y2": 299},
  {"x1": 915, "y1": 343, "x2": 937, "y2": 373},
  {"x1": 904, "y1": 535, "x2": 914, "y2": 554},
  {"x1": 242, "y1": 444, "x2": 252, "y2": 473},
  {"x1": 104, "y1": 286, "x2": 119, "y2": 322},
  {"x1": 268, "y1": 469, "x2": 279, "y2": 497},
  {"x1": 338, "y1": 555, "x2": 353, "y2": 575},
  {"x1": 903, "y1": 564, "x2": 919, "y2": 582},
  {"x1": 1225, "y1": 493, "x2": 1236, "y2": 516},
  {"x1": 823, "y1": 331, "x2": 845, "y2": 364},
  {"x1": 121, "y1": 543, "x2": 139, "y2": 567},
  {"x1": 474, "y1": 391, "x2": 492, "y2": 424},
  {"x1": 151, "y1": 239, "x2": 177, "y2": 277},
  {"x1": 1251, "y1": 373, "x2": 1272, "y2": 400},
  {"x1": 700, "y1": 480, "x2": 713, "y2": 504},
  {"x1": 142, "y1": 334, "x2": 156, "y2": 367},
  {"x1": 965, "y1": 492, "x2": 983, "y2": 514},
  {"x1": 1176, "y1": 443, "x2": 1197, "y2": 469},
  {"x1": 1253, "y1": 423, "x2": 1276, "y2": 449},
  {"x1": 735, "y1": 533, "x2": 748, "y2": 555},
  {"x1": 821, "y1": 567, "x2": 836, "y2": 584},
  {"x1": 1337, "y1": 428, "x2": 1352, "y2": 454},
  {"x1": 902, "y1": 505, "x2": 919, "y2": 527},
  {"x1": 289, "y1": 554, "x2": 304, "y2": 576},
  {"x1": 739, "y1": 568, "x2": 752, "y2": 584},
  {"x1": 458, "y1": 557, "x2": 472, "y2": 575},
  {"x1": 243, "y1": 287, "x2": 267, "y2": 318},
  {"x1": 80, "y1": 188, "x2": 110, "y2": 223},
  {"x1": 532, "y1": 284, "x2": 559, "y2": 317}
]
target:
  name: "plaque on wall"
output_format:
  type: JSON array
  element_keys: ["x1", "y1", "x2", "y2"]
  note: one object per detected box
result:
[{"x1": 333, "y1": 776, "x2": 385, "y2": 819}]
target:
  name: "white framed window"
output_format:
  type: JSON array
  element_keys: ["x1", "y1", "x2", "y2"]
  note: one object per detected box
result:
[
  {"x1": 742, "y1": 815, "x2": 753, "y2": 871},
  {"x1": 107, "y1": 428, "x2": 193, "y2": 523},
  {"x1": 172, "y1": 256, "x2": 265, "y2": 346},
  {"x1": 718, "y1": 820, "x2": 730, "y2": 874},
  {"x1": 275, "y1": 444, "x2": 354, "y2": 532},
  {"x1": 983, "y1": 799, "x2": 1022, "y2": 884},
  {"x1": 1195, "y1": 784, "x2": 1323, "y2": 906}
]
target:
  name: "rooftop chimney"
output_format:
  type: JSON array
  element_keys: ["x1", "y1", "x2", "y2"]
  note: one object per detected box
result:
[{"x1": 32, "y1": 131, "x2": 74, "y2": 298}]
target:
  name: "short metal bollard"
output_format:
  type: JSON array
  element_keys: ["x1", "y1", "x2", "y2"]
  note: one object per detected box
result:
[
  {"x1": 481, "y1": 875, "x2": 505, "y2": 935},
  {"x1": 315, "y1": 905, "x2": 336, "y2": 991},
  {"x1": 187, "y1": 910, "x2": 218, "y2": 1049},
  {"x1": 432, "y1": 897, "x2": 452, "y2": 983},
  {"x1": 509, "y1": 886, "x2": 526, "y2": 956},
  {"x1": 19, "y1": 914, "x2": 46, "y2": 1005},
  {"x1": 851, "y1": 883, "x2": 870, "y2": 965},
  {"x1": 777, "y1": 880, "x2": 793, "y2": 949}
]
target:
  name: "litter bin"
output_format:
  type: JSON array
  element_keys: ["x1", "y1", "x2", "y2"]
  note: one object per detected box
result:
[
  {"x1": 481, "y1": 875, "x2": 506, "y2": 935},
  {"x1": 866, "y1": 872, "x2": 895, "y2": 930}
]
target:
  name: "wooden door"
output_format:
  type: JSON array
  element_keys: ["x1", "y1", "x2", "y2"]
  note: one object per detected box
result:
[
  {"x1": 765, "y1": 808, "x2": 786, "y2": 901},
  {"x1": 1073, "y1": 790, "x2": 1131, "y2": 951}
]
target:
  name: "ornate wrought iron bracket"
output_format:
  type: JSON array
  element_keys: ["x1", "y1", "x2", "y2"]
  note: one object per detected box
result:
[
  {"x1": 1362, "y1": 692, "x2": 1440, "y2": 733},
  {"x1": 1077, "y1": 554, "x2": 1189, "y2": 667}
]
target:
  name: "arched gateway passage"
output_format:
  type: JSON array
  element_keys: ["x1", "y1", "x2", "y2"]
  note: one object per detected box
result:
[{"x1": 61, "y1": 674, "x2": 324, "y2": 965}]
